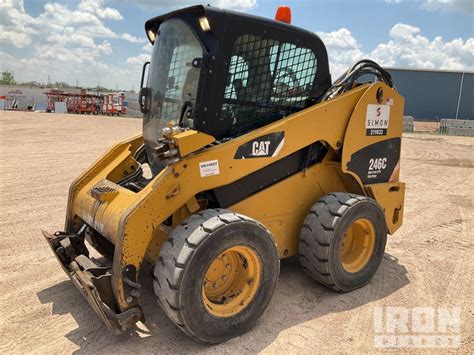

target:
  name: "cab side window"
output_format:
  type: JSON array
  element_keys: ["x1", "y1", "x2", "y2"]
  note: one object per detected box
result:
[
  {"x1": 221, "y1": 34, "x2": 318, "y2": 136},
  {"x1": 224, "y1": 55, "x2": 249, "y2": 100}
]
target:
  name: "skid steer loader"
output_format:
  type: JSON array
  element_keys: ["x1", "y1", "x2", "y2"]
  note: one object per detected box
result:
[{"x1": 43, "y1": 5, "x2": 405, "y2": 343}]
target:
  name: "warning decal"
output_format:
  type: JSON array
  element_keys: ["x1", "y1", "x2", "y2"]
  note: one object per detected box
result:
[{"x1": 199, "y1": 160, "x2": 220, "y2": 177}]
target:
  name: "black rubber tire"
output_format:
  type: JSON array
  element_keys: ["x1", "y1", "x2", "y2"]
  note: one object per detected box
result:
[
  {"x1": 153, "y1": 209, "x2": 280, "y2": 343},
  {"x1": 298, "y1": 192, "x2": 387, "y2": 292}
]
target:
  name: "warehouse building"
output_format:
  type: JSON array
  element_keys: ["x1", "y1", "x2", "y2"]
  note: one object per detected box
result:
[{"x1": 386, "y1": 68, "x2": 473, "y2": 121}]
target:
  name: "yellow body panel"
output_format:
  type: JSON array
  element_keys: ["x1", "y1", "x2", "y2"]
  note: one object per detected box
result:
[
  {"x1": 230, "y1": 156, "x2": 347, "y2": 257},
  {"x1": 65, "y1": 135, "x2": 143, "y2": 233},
  {"x1": 172, "y1": 130, "x2": 216, "y2": 157},
  {"x1": 342, "y1": 85, "x2": 405, "y2": 186},
  {"x1": 64, "y1": 82, "x2": 405, "y2": 311},
  {"x1": 367, "y1": 181, "x2": 405, "y2": 234}
]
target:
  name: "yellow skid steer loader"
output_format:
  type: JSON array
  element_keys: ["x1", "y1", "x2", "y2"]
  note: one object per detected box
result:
[{"x1": 43, "y1": 5, "x2": 405, "y2": 343}]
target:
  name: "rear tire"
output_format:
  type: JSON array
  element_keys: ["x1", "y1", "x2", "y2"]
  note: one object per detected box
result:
[
  {"x1": 154, "y1": 209, "x2": 279, "y2": 343},
  {"x1": 299, "y1": 193, "x2": 387, "y2": 292}
]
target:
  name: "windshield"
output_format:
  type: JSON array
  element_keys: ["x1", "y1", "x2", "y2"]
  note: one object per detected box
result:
[{"x1": 143, "y1": 19, "x2": 203, "y2": 174}]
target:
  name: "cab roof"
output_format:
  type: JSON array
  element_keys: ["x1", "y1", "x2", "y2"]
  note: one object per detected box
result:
[{"x1": 144, "y1": 5, "x2": 322, "y2": 45}]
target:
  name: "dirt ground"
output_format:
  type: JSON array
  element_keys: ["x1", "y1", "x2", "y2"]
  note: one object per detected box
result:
[
  {"x1": 414, "y1": 121, "x2": 440, "y2": 133},
  {"x1": 1, "y1": 111, "x2": 472, "y2": 354}
]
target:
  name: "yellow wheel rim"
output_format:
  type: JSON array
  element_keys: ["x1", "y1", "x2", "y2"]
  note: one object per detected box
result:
[
  {"x1": 202, "y1": 245, "x2": 261, "y2": 318},
  {"x1": 340, "y1": 218, "x2": 376, "y2": 273}
]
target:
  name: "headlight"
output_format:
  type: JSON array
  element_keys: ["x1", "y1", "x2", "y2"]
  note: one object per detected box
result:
[
  {"x1": 198, "y1": 17, "x2": 211, "y2": 32},
  {"x1": 147, "y1": 29, "x2": 156, "y2": 43}
]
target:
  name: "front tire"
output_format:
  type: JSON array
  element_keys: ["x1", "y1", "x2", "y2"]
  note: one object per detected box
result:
[
  {"x1": 154, "y1": 209, "x2": 279, "y2": 343},
  {"x1": 299, "y1": 193, "x2": 387, "y2": 292}
]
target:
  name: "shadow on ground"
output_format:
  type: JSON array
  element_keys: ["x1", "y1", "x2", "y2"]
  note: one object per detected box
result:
[{"x1": 37, "y1": 253, "x2": 409, "y2": 353}]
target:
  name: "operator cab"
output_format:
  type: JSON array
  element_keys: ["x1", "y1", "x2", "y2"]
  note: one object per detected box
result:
[{"x1": 140, "y1": 5, "x2": 331, "y2": 173}]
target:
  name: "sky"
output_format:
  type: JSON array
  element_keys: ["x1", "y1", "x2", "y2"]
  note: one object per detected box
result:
[{"x1": 0, "y1": 0, "x2": 473, "y2": 90}]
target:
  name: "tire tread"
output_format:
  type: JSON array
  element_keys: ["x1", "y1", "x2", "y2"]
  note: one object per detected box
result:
[
  {"x1": 154, "y1": 208, "x2": 272, "y2": 342},
  {"x1": 298, "y1": 192, "x2": 374, "y2": 292}
]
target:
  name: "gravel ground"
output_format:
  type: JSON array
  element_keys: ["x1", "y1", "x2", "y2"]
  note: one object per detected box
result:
[{"x1": 0, "y1": 111, "x2": 472, "y2": 354}]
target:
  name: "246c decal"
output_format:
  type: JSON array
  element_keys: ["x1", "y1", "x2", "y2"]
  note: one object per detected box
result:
[
  {"x1": 368, "y1": 157, "x2": 387, "y2": 179},
  {"x1": 346, "y1": 138, "x2": 400, "y2": 184}
]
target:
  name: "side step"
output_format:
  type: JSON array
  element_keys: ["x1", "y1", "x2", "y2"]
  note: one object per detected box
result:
[{"x1": 42, "y1": 230, "x2": 142, "y2": 334}]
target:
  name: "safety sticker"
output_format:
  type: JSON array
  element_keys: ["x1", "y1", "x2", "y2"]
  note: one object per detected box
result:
[
  {"x1": 199, "y1": 159, "x2": 220, "y2": 177},
  {"x1": 366, "y1": 104, "x2": 390, "y2": 136}
]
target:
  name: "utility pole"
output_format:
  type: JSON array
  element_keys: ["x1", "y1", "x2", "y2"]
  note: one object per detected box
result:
[
  {"x1": 455, "y1": 72, "x2": 465, "y2": 120},
  {"x1": 76, "y1": 78, "x2": 78, "y2": 88},
  {"x1": 48, "y1": 74, "x2": 50, "y2": 86}
]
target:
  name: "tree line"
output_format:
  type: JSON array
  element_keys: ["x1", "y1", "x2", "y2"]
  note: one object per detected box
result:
[{"x1": 0, "y1": 70, "x2": 124, "y2": 92}]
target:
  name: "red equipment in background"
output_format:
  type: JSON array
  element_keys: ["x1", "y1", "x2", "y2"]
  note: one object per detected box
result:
[
  {"x1": 102, "y1": 93, "x2": 127, "y2": 116},
  {"x1": 44, "y1": 90, "x2": 127, "y2": 116},
  {"x1": 45, "y1": 89, "x2": 67, "y2": 112},
  {"x1": 70, "y1": 93, "x2": 101, "y2": 115}
]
